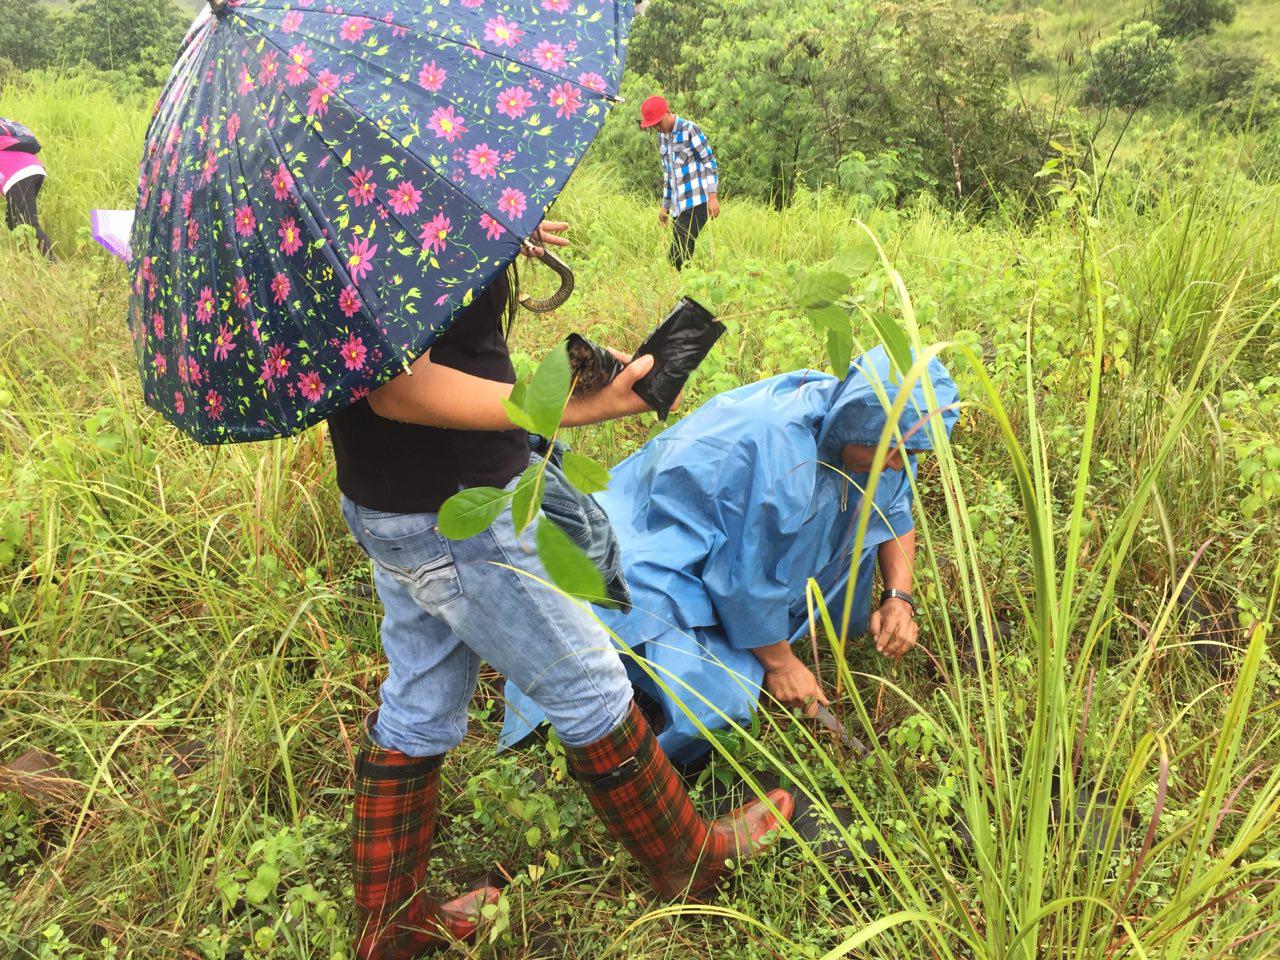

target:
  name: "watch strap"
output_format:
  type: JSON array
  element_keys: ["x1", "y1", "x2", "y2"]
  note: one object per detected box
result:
[{"x1": 881, "y1": 588, "x2": 916, "y2": 612}]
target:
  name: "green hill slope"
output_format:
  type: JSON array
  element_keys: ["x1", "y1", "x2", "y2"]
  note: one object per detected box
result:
[{"x1": 1031, "y1": 0, "x2": 1280, "y2": 59}]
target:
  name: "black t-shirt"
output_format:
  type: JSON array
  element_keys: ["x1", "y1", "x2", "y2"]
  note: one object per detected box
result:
[{"x1": 328, "y1": 281, "x2": 530, "y2": 514}]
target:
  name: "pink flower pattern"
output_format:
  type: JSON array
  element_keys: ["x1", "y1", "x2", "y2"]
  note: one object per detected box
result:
[
  {"x1": 496, "y1": 86, "x2": 534, "y2": 118},
  {"x1": 340, "y1": 333, "x2": 368, "y2": 370},
  {"x1": 387, "y1": 181, "x2": 423, "y2": 216},
  {"x1": 346, "y1": 237, "x2": 378, "y2": 282},
  {"x1": 498, "y1": 187, "x2": 527, "y2": 220},
  {"x1": 428, "y1": 106, "x2": 467, "y2": 143},
  {"x1": 128, "y1": 0, "x2": 625, "y2": 440},
  {"x1": 285, "y1": 43, "x2": 313, "y2": 86},
  {"x1": 480, "y1": 213, "x2": 505, "y2": 241},
  {"x1": 484, "y1": 16, "x2": 524, "y2": 48},
  {"x1": 348, "y1": 167, "x2": 376, "y2": 206},
  {"x1": 420, "y1": 212, "x2": 451, "y2": 254},
  {"x1": 278, "y1": 217, "x2": 303, "y2": 255},
  {"x1": 466, "y1": 143, "x2": 500, "y2": 179},
  {"x1": 418, "y1": 61, "x2": 446, "y2": 92},
  {"x1": 548, "y1": 82, "x2": 582, "y2": 119},
  {"x1": 234, "y1": 204, "x2": 257, "y2": 237},
  {"x1": 339, "y1": 285, "x2": 363, "y2": 318}
]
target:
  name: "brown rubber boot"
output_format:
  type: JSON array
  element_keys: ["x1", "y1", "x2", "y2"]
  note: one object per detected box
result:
[
  {"x1": 351, "y1": 720, "x2": 501, "y2": 959},
  {"x1": 566, "y1": 701, "x2": 794, "y2": 900}
]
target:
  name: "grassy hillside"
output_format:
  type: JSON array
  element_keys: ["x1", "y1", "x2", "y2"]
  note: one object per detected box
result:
[
  {"x1": 39, "y1": 0, "x2": 203, "y2": 10},
  {"x1": 1, "y1": 74, "x2": 1279, "y2": 959},
  {"x1": 1029, "y1": 0, "x2": 1280, "y2": 57}
]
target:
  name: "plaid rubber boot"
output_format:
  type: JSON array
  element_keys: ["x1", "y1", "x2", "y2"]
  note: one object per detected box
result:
[
  {"x1": 567, "y1": 702, "x2": 795, "y2": 900},
  {"x1": 352, "y1": 723, "x2": 500, "y2": 960}
]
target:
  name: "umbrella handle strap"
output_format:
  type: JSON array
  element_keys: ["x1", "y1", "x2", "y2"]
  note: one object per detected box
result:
[{"x1": 518, "y1": 245, "x2": 575, "y2": 314}]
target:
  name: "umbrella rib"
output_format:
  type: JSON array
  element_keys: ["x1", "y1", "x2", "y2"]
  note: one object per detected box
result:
[
  {"x1": 132, "y1": 16, "x2": 214, "y2": 416},
  {"x1": 223, "y1": 26, "x2": 501, "y2": 294},
  {"x1": 234, "y1": 4, "x2": 624, "y2": 101},
  {"x1": 230, "y1": 18, "x2": 527, "y2": 238},
  {"x1": 214, "y1": 83, "x2": 326, "y2": 422},
  {"x1": 182, "y1": 35, "x2": 230, "y2": 439},
  {"x1": 220, "y1": 33, "x2": 417, "y2": 381}
]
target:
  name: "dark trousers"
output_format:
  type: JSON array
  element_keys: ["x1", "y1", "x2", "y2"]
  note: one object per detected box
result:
[
  {"x1": 669, "y1": 202, "x2": 709, "y2": 271},
  {"x1": 4, "y1": 174, "x2": 54, "y2": 260}
]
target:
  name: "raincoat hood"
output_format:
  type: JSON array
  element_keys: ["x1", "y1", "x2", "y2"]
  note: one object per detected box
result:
[{"x1": 816, "y1": 347, "x2": 961, "y2": 465}]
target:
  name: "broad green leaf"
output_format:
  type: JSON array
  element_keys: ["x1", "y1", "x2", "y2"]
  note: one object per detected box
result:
[
  {"x1": 511, "y1": 463, "x2": 545, "y2": 535},
  {"x1": 796, "y1": 270, "x2": 851, "y2": 309},
  {"x1": 827, "y1": 323, "x2": 853, "y2": 375},
  {"x1": 438, "y1": 486, "x2": 508, "y2": 540},
  {"x1": 805, "y1": 303, "x2": 848, "y2": 335},
  {"x1": 536, "y1": 518, "x2": 607, "y2": 604},
  {"x1": 245, "y1": 862, "x2": 280, "y2": 906},
  {"x1": 509, "y1": 379, "x2": 528, "y2": 409},
  {"x1": 867, "y1": 310, "x2": 912, "y2": 381},
  {"x1": 560, "y1": 451, "x2": 610, "y2": 494},
  {"x1": 833, "y1": 238, "x2": 877, "y2": 277},
  {"x1": 501, "y1": 397, "x2": 538, "y2": 433},
  {"x1": 523, "y1": 344, "x2": 572, "y2": 437}
]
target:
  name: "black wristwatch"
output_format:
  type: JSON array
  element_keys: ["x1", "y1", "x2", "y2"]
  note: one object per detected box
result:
[{"x1": 881, "y1": 589, "x2": 916, "y2": 615}]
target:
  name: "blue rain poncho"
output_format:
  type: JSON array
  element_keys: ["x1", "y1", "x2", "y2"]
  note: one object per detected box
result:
[{"x1": 501, "y1": 348, "x2": 960, "y2": 763}]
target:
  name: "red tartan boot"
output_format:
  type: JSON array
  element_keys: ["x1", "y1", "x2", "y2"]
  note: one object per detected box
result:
[
  {"x1": 566, "y1": 702, "x2": 795, "y2": 900},
  {"x1": 352, "y1": 723, "x2": 500, "y2": 960}
]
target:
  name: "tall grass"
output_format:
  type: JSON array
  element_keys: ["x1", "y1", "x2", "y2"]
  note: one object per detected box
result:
[{"x1": 1, "y1": 76, "x2": 1278, "y2": 958}]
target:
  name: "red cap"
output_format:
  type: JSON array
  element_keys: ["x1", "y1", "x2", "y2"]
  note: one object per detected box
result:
[{"x1": 639, "y1": 95, "x2": 669, "y2": 128}]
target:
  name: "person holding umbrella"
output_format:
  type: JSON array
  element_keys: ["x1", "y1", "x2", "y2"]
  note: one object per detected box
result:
[
  {"x1": 0, "y1": 118, "x2": 54, "y2": 260},
  {"x1": 128, "y1": 3, "x2": 794, "y2": 957}
]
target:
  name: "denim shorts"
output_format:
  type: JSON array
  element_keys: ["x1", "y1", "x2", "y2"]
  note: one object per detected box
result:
[{"x1": 341, "y1": 486, "x2": 633, "y2": 757}]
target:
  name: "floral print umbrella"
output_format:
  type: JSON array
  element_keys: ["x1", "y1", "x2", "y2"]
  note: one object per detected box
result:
[{"x1": 128, "y1": 0, "x2": 634, "y2": 443}]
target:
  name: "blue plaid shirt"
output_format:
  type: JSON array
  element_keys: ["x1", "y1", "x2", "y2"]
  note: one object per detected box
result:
[{"x1": 659, "y1": 117, "x2": 719, "y2": 214}]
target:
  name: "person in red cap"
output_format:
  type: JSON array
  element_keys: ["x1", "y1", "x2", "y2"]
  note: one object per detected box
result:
[{"x1": 639, "y1": 95, "x2": 719, "y2": 270}]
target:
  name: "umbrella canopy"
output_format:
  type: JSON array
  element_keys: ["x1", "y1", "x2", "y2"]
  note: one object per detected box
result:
[{"x1": 129, "y1": 0, "x2": 633, "y2": 443}]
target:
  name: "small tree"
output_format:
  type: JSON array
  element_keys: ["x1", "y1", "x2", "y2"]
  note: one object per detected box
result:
[
  {"x1": 1177, "y1": 41, "x2": 1279, "y2": 127},
  {"x1": 1153, "y1": 0, "x2": 1236, "y2": 39},
  {"x1": 58, "y1": 0, "x2": 186, "y2": 83},
  {"x1": 880, "y1": 0, "x2": 1042, "y2": 201},
  {"x1": 0, "y1": 0, "x2": 55, "y2": 71},
  {"x1": 1083, "y1": 21, "x2": 1179, "y2": 108}
]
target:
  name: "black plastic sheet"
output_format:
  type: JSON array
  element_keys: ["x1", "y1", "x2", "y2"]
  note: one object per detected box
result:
[{"x1": 631, "y1": 297, "x2": 724, "y2": 420}]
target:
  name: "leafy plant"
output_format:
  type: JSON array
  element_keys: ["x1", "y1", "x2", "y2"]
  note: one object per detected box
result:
[
  {"x1": 606, "y1": 0, "x2": 1051, "y2": 207},
  {"x1": 1082, "y1": 22, "x2": 1180, "y2": 109},
  {"x1": 436, "y1": 343, "x2": 612, "y2": 605},
  {"x1": 1153, "y1": 0, "x2": 1237, "y2": 39}
]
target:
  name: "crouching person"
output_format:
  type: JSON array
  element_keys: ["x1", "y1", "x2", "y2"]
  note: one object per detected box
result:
[
  {"x1": 502, "y1": 347, "x2": 960, "y2": 767},
  {"x1": 332, "y1": 251, "x2": 794, "y2": 958}
]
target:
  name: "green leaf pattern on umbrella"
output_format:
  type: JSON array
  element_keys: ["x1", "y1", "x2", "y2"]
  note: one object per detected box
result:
[{"x1": 129, "y1": 0, "x2": 632, "y2": 443}]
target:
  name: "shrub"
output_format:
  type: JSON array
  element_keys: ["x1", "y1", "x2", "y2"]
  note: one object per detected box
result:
[
  {"x1": 1153, "y1": 0, "x2": 1236, "y2": 39},
  {"x1": 621, "y1": 0, "x2": 1052, "y2": 208},
  {"x1": 1082, "y1": 21, "x2": 1180, "y2": 109},
  {"x1": 56, "y1": 0, "x2": 187, "y2": 85},
  {"x1": 1176, "y1": 41, "x2": 1280, "y2": 127},
  {"x1": 0, "y1": 0, "x2": 53, "y2": 71}
]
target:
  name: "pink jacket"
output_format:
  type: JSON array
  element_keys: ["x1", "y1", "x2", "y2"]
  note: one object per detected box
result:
[{"x1": 0, "y1": 135, "x2": 45, "y2": 194}]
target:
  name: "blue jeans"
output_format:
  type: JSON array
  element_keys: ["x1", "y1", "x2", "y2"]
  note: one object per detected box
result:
[{"x1": 341, "y1": 492, "x2": 633, "y2": 757}]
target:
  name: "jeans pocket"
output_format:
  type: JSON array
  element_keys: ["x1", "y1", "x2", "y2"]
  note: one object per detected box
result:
[
  {"x1": 358, "y1": 510, "x2": 463, "y2": 607},
  {"x1": 540, "y1": 492, "x2": 592, "y2": 549}
]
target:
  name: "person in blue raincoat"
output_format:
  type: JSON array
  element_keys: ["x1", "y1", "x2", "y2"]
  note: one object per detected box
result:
[{"x1": 502, "y1": 347, "x2": 961, "y2": 765}]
